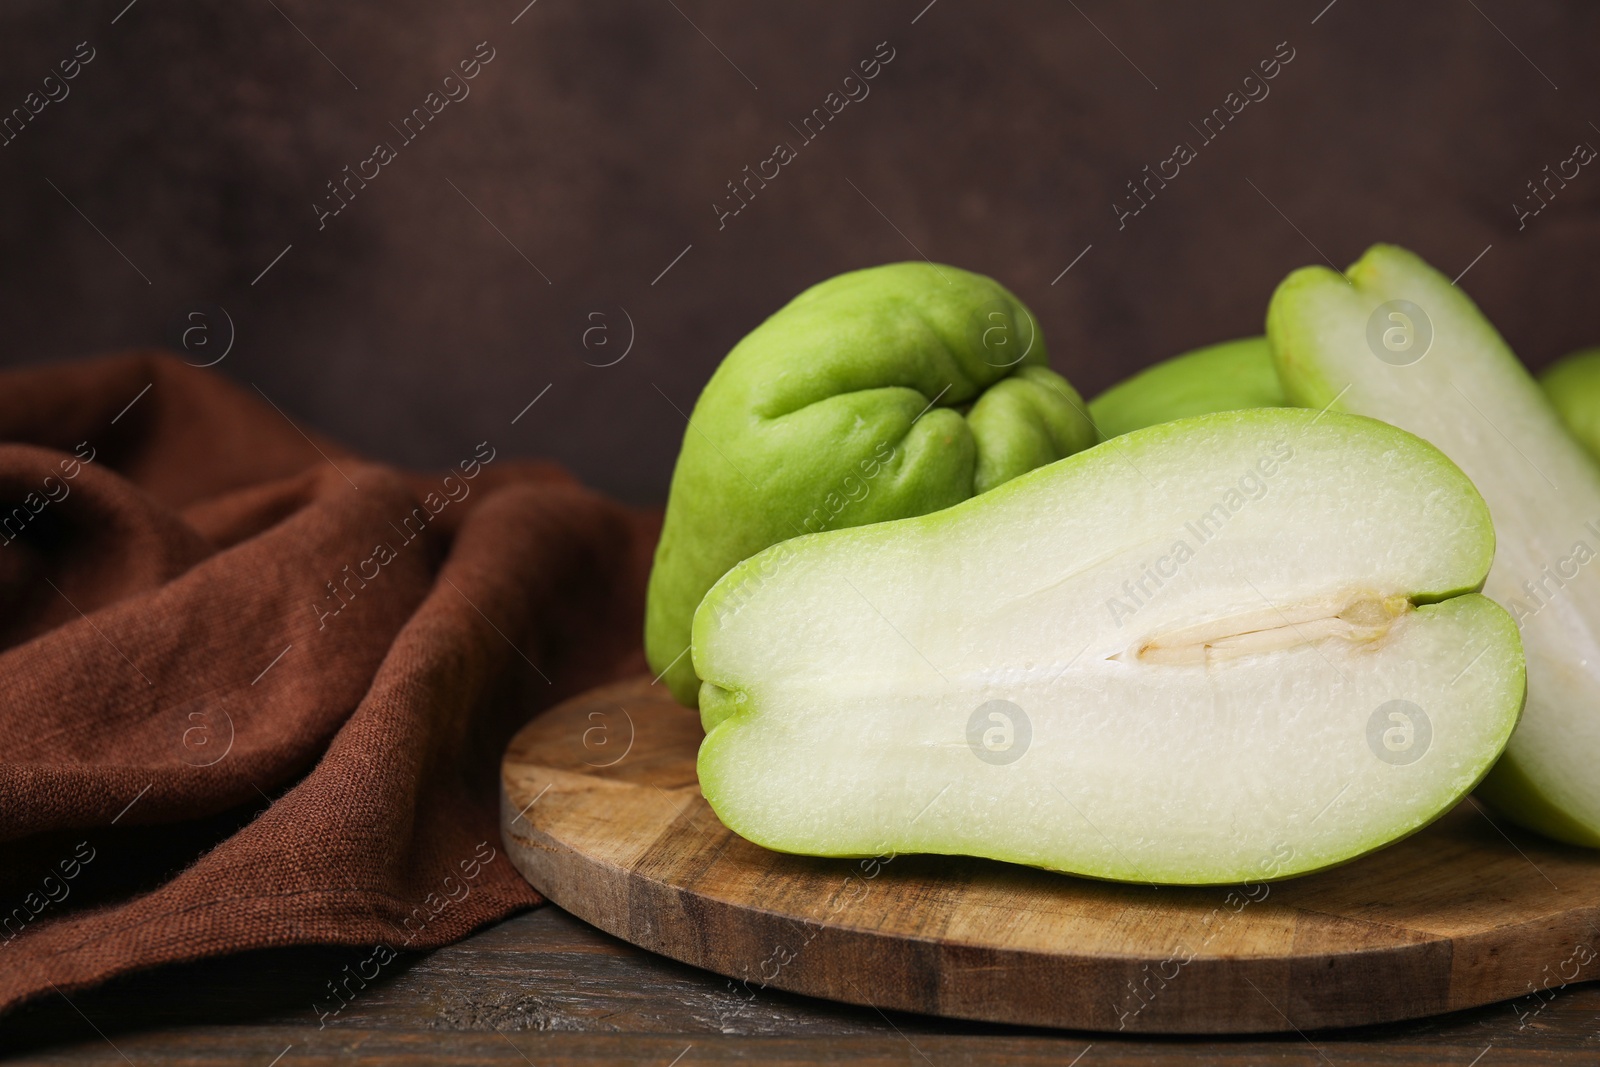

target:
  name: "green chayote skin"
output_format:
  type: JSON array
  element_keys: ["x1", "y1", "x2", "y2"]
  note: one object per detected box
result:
[
  {"x1": 1540, "y1": 348, "x2": 1600, "y2": 465},
  {"x1": 1088, "y1": 336, "x2": 1285, "y2": 439},
  {"x1": 646, "y1": 262, "x2": 1097, "y2": 710}
]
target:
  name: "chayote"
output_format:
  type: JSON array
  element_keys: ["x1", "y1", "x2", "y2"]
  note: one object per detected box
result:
[
  {"x1": 1540, "y1": 347, "x2": 1600, "y2": 466},
  {"x1": 1088, "y1": 336, "x2": 1284, "y2": 439},
  {"x1": 645, "y1": 261, "x2": 1096, "y2": 710}
]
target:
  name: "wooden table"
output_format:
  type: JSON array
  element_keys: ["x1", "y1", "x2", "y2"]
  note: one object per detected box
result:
[{"x1": 3, "y1": 904, "x2": 1598, "y2": 1065}]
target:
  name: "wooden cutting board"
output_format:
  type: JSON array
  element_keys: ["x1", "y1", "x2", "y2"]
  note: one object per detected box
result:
[{"x1": 499, "y1": 675, "x2": 1600, "y2": 1034}]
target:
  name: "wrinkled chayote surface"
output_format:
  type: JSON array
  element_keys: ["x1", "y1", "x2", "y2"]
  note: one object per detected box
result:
[{"x1": 645, "y1": 262, "x2": 1096, "y2": 709}]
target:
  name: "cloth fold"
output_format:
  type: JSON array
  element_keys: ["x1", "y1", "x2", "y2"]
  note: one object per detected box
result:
[{"x1": 0, "y1": 353, "x2": 657, "y2": 1015}]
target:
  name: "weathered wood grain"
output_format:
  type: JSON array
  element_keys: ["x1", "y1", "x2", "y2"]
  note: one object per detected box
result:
[
  {"x1": 7, "y1": 905, "x2": 1600, "y2": 1064},
  {"x1": 500, "y1": 676, "x2": 1600, "y2": 1035}
]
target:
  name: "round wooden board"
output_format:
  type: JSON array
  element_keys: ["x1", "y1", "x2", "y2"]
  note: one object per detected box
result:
[{"x1": 499, "y1": 676, "x2": 1600, "y2": 1034}]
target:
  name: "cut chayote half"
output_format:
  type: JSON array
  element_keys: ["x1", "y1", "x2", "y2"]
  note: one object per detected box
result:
[
  {"x1": 645, "y1": 262, "x2": 1096, "y2": 709},
  {"x1": 693, "y1": 409, "x2": 1522, "y2": 883}
]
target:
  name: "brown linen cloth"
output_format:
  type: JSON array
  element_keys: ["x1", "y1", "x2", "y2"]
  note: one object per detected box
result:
[{"x1": 0, "y1": 352, "x2": 658, "y2": 1015}]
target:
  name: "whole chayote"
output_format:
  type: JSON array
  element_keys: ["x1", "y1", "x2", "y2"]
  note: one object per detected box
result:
[{"x1": 645, "y1": 262, "x2": 1097, "y2": 709}]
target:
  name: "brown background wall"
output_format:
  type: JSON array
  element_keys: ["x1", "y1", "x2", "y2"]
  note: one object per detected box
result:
[{"x1": 0, "y1": 0, "x2": 1595, "y2": 504}]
